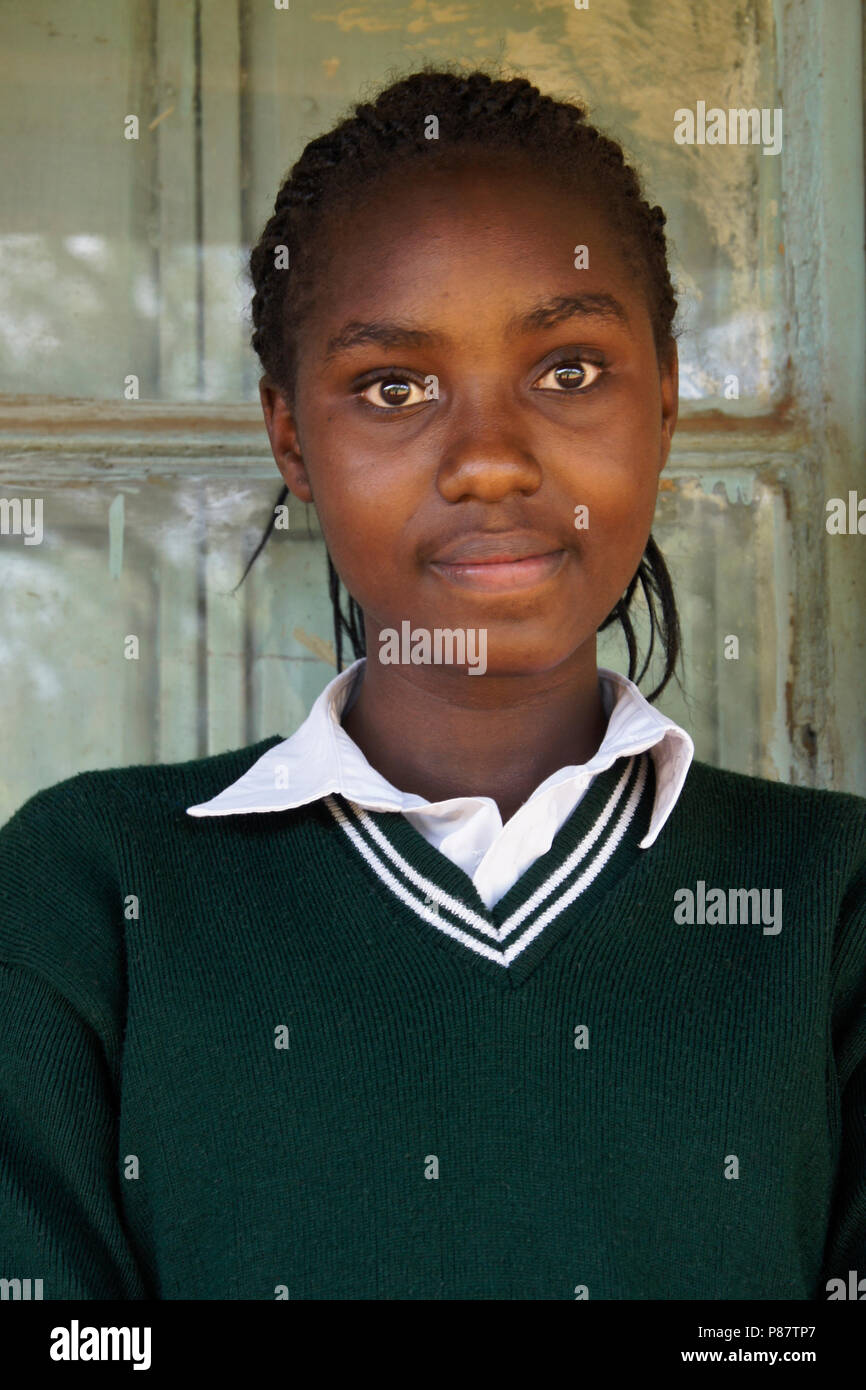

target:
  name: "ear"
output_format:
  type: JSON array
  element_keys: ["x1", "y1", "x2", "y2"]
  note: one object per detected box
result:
[
  {"x1": 258, "y1": 376, "x2": 314, "y2": 504},
  {"x1": 657, "y1": 339, "x2": 679, "y2": 475}
]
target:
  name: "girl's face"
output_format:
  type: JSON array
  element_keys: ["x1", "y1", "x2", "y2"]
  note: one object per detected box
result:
[{"x1": 262, "y1": 155, "x2": 678, "y2": 680}]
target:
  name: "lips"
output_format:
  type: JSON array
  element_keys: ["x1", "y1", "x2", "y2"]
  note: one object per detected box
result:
[
  {"x1": 428, "y1": 531, "x2": 562, "y2": 565},
  {"x1": 428, "y1": 531, "x2": 566, "y2": 592}
]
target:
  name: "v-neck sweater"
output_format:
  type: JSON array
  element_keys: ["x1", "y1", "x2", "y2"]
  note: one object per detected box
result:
[{"x1": 1, "y1": 737, "x2": 865, "y2": 1300}]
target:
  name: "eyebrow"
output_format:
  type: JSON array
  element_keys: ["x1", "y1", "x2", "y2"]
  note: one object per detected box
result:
[
  {"x1": 324, "y1": 322, "x2": 440, "y2": 362},
  {"x1": 513, "y1": 292, "x2": 630, "y2": 333},
  {"x1": 322, "y1": 292, "x2": 630, "y2": 362}
]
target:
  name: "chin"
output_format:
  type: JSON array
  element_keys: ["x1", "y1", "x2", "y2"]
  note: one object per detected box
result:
[{"x1": 468, "y1": 639, "x2": 589, "y2": 679}]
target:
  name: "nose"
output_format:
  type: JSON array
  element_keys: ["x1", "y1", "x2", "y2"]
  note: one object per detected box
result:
[{"x1": 435, "y1": 387, "x2": 543, "y2": 504}]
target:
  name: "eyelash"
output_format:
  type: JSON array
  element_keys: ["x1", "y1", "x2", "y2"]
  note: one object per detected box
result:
[{"x1": 353, "y1": 352, "x2": 608, "y2": 415}]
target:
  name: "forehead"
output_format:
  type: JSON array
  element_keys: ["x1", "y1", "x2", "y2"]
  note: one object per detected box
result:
[{"x1": 301, "y1": 154, "x2": 650, "y2": 344}]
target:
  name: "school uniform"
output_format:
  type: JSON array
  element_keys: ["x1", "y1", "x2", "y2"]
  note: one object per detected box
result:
[{"x1": 0, "y1": 660, "x2": 864, "y2": 1300}]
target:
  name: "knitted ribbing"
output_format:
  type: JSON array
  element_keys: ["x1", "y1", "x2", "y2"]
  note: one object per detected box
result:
[{"x1": 1, "y1": 740, "x2": 865, "y2": 1300}]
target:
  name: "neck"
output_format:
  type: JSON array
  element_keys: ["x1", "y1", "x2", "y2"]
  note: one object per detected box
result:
[{"x1": 340, "y1": 649, "x2": 608, "y2": 824}]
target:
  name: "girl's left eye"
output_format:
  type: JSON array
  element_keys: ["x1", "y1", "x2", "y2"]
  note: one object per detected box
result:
[
  {"x1": 533, "y1": 358, "x2": 604, "y2": 392},
  {"x1": 359, "y1": 377, "x2": 427, "y2": 410}
]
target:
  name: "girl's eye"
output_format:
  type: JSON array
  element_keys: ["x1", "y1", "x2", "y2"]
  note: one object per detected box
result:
[
  {"x1": 533, "y1": 358, "x2": 604, "y2": 392},
  {"x1": 359, "y1": 376, "x2": 427, "y2": 410},
  {"x1": 357, "y1": 356, "x2": 604, "y2": 412}
]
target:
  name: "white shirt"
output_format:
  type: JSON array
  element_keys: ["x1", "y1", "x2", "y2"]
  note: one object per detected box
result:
[{"x1": 187, "y1": 659, "x2": 694, "y2": 909}]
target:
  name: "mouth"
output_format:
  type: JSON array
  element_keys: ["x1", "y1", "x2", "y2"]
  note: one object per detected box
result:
[{"x1": 428, "y1": 547, "x2": 567, "y2": 592}]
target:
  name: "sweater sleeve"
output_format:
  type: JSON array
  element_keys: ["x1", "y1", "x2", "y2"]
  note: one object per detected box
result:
[
  {"x1": 820, "y1": 845, "x2": 866, "y2": 1296},
  {"x1": 0, "y1": 779, "x2": 152, "y2": 1299}
]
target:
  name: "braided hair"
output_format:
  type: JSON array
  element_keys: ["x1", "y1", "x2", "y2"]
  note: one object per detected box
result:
[{"x1": 239, "y1": 64, "x2": 682, "y2": 700}]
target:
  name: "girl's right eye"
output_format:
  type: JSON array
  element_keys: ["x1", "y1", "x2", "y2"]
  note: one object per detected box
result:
[{"x1": 358, "y1": 376, "x2": 427, "y2": 411}]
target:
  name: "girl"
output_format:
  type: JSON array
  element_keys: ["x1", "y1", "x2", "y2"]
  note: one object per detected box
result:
[{"x1": 1, "y1": 67, "x2": 864, "y2": 1302}]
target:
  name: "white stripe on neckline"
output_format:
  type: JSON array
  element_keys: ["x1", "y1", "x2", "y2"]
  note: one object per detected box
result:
[{"x1": 324, "y1": 755, "x2": 648, "y2": 969}]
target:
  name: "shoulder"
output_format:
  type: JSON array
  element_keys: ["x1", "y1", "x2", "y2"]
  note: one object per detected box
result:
[
  {"x1": 1, "y1": 735, "x2": 285, "y2": 837},
  {"x1": 683, "y1": 757, "x2": 866, "y2": 822},
  {"x1": 0, "y1": 737, "x2": 284, "y2": 1021},
  {"x1": 677, "y1": 758, "x2": 866, "y2": 878}
]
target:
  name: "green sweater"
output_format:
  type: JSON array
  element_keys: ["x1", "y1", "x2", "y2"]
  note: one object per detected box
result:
[{"x1": 1, "y1": 739, "x2": 865, "y2": 1301}]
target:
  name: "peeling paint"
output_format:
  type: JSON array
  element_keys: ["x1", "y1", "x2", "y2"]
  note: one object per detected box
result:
[
  {"x1": 696, "y1": 472, "x2": 756, "y2": 505},
  {"x1": 108, "y1": 493, "x2": 124, "y2": 579},
  {"x1": 293, "y1": 626, "x2": 336, "y2": 666}
]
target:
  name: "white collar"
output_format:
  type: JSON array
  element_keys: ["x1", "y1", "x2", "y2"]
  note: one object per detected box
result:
[{"x1": 186, "y1": 658, "x2": 693, "y2": 849}]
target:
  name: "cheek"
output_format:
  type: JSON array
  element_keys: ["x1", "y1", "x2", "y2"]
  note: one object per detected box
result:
[
  {"x1": 309, "y1": 454, "x2": 417, "y2": 602},
  {"x1": 571, "y1": 405, "x2": 660, "y2": 533},
  {"x1": 568, "y1": 449, "x2": 658, "y2": 534},
  {"x1": 562, "y1": 462, "x2": 659, "y2": 598},
  {"x1": 577, "y1": 492, "x2": 657, "y2": 601}
]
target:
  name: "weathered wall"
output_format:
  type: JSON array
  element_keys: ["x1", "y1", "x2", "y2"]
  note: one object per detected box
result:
[{"x1": 0, "y1": 0, "x2": 862, "y2": 820}]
